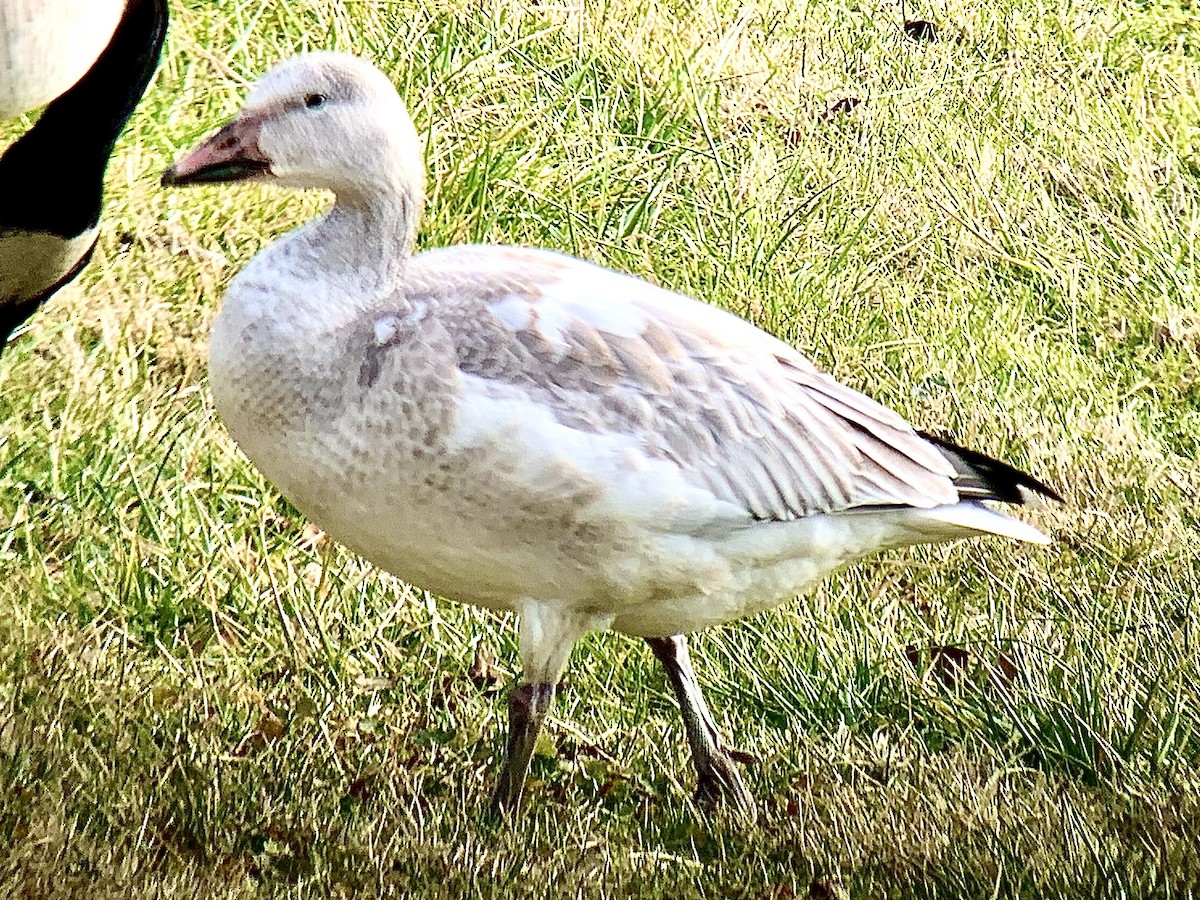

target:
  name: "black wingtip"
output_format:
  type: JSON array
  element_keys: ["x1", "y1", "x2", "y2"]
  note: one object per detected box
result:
[{"x1": 918, "y1": 431, "x2": 1064, "y2": 505}]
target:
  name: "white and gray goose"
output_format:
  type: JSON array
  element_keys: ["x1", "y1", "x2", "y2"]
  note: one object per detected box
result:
[
  {"x1": 0, "y1": 0, "x2": 168, "y2": 351},
  {"x1": 163, "y1": 53, "x2": 1062, "y2": 819}
]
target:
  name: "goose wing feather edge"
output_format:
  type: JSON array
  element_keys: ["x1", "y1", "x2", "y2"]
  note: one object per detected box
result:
[{"x1": 401, "y1": 245, "x2": 962, "y2": 527}]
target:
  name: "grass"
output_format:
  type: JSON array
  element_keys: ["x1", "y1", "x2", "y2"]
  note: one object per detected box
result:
[{"x1": 2, "y1": 0, "x2": 1200, "y2": 895}]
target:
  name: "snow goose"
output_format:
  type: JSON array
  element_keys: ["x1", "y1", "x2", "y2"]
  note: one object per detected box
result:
[
  {"x1": 162, "y1": 53, "x2": 1061, "y2": 818},
  {"x1": 0, "y1": 0, "x2": 168, "y2": 350}
]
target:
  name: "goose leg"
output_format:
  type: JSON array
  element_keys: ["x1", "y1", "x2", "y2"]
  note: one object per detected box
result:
[
  {"x1": 646, "y1": 634, "x2": 756, "y2": 820},
  {"x1": 490, "y1": 604, "x2": 611, "y2": 814},
  {"x1": 490, "y1": 680, "x2": 556, "y2": 813}
]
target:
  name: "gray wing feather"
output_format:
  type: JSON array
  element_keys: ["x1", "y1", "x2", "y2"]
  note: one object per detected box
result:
[{"x1": 410, "y1": 247, "x2": 960, "y2": 521}]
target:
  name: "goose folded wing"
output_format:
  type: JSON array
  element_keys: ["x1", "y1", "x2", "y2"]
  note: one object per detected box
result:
[{"x1": 424, "y1": 249, "x2": 960, "y2": 523}]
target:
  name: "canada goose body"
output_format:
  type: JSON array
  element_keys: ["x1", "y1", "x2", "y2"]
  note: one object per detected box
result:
[
  {"x1": 0, "y1": 0, "x2": 167, "y2": 349},
  {"x1": 0, "y1": 0, "x2": 125, "y2": 118}
]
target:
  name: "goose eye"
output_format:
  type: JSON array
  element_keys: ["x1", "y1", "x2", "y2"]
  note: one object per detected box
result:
[{"x1": 304, "y1": 93, "x2": 327, "y2": 110}]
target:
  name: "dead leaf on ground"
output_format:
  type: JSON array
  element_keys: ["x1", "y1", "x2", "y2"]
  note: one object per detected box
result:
[
  {"x1": 258, "y1": 506, "x2": 291, "y2": 533},
  {"x1": 467, "y1": 641, "x2": 503, "y2": 690},
  {"x1": 432, "y1": 674, "x2": 460, "y2": 713},
  {"x1": 903, "y1": 643, "x2": 1018, "y2": 693},
  {"x1": 559, "y1": 736, "x2": 613, "y2": 763},
  {"x1": 298, "y1": 522, "x2": 325, "y2": 551},
  {"x1": 214, "y1": 615, "x2": 244, "y2": 649},
  {"x1": 257, "y1": 710, "x2": 286, "y2": 741},
  {"x1": 904, "y1": 19, "x2": 938, "y2": 41},
  {"x1": 347, "y1": 776, "x2": 373, "y2": 801},
  {"x1": 818, "y1": 97, "x2": 861, "y2": 125},
  {"x1": 728, "y1": 746, "x2": 760, "y2": 765},
  {"x1": 581, "y1": 758, "x2": 635, "y2": 800},
  {"x1": 233, "y1": 710, "x2": 286, "y2": 756},
  {"x1": 809, "y1": 879, "x2": 845, "y2": 900},
  {"x1": 1153, "y1": 308, "x2": 1200, "y2": 356}
]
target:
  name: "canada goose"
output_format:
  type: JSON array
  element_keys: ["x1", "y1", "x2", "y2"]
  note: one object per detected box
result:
[
  {"x1": 163, "y1": 52, "x2": 1060, "y2": 818},
  {"x1": 0, "y1": 0, "x2": 167, "y2": 350}
]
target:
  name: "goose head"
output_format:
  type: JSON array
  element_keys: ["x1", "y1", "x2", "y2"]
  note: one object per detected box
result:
[{"x1": 163, "y1": 52, "x2": 424, "y2": 206}]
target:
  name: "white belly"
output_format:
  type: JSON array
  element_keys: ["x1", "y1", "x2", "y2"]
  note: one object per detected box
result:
[{"x1": 229, "y1": 410, "x2": 911, "y2": 637}]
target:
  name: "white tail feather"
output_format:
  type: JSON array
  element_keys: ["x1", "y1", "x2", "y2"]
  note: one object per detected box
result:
[{"x1": 913, "y1": 501, "x2": 1051, "y2": 545}]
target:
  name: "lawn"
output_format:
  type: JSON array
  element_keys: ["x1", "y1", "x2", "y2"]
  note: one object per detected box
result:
[{"x1": 2, "y1": 0, "x2": 1199, "y2": 896}]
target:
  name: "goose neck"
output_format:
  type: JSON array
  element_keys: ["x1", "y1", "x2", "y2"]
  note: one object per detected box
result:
[{"x1": 312, "y1": 185, "x2": 420, "y2": 281}]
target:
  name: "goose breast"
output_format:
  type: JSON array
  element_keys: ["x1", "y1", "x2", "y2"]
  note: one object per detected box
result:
[{"x1": 0, "y1": 0, "x2": 125, "y2": 118}]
